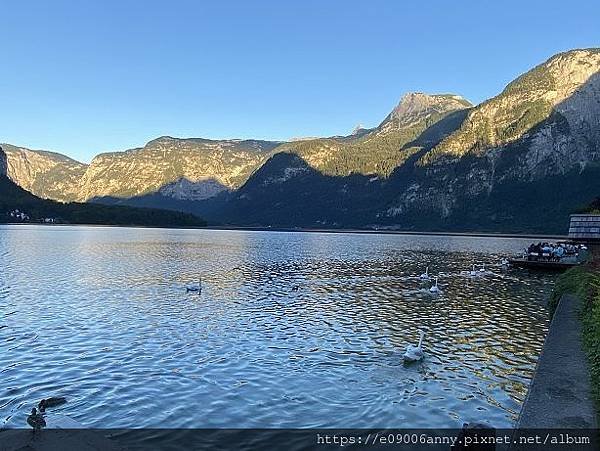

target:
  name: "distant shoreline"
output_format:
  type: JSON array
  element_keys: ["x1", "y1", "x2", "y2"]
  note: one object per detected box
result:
[
  {"x1": 0, "y1": 221, "x2": 567, "y2": 240},
  {"x1": 207, "y1": 225, "x2": 567, "y2": 240}
]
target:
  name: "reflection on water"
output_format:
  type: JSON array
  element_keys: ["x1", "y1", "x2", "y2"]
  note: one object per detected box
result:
[{"x1": 0, "y1": 226, "x2": 554, "y2": 431}]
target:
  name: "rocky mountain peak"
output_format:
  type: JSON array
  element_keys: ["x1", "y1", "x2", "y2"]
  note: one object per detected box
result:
[
  {"x1": 376, "y1": 92, "x2": 471, "y2": 133},
  {"x1": 351, "y1": 124, "x2": 365, "y2": 134},
  {"x1": 500, "y1": 48, "x2": 600, "y2": 101},
  {"x1": 350, "y1": 124, "x2": 371, "y2": 137},
  {"x1": 543, "y1": 48, "x2": 600, "y2": 87},
  {"x1": 388, "y1": 92, "x2": 472, "y2": 125},
  {"x1": 145, "y1": 136, "x2": 180, "y2": 148}
]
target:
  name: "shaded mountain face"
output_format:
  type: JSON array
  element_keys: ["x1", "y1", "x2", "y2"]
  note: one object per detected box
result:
[
  {"x1": 383, "y1": 48, "x2": 600, "y2": 225},
  {"x1": 195, "y1": 49, "x2": 600, "y2": 232},
  {"x1": 0, "y1": 146, "x2": 7, "y2": 176}
]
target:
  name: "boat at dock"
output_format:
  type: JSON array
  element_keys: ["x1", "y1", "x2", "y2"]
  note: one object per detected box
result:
[
  {"x1": 508, "y1": 226, "x2": 592, "y2": 271},
  {"x1": 508, "y1": 257, "x2": 580, "y2": 271}
]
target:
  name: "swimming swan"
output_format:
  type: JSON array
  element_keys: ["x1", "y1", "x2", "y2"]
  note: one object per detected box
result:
[
  {"x1": 403, "y1": 330, "x2": 425, "y2": 362},
  {"x1": 429, "y1": 276, "x2": 440, "y2": 294},
  {"x1": 419, "y1": 266, "x2": 430, "y2": 281},
  {"x1": 186, "y1": 278, "x2": 202, "y2": 293},
  {"x1": 470, "y1": 265, "x2": 479, "y2": 277}
]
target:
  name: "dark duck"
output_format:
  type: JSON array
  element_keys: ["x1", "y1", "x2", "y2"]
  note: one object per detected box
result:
[
  {"x1": 27, "y1": 408, "x2": 46, "y2": 434},
  {"x1": 38, "y1": 396, "x2": 67, "y2": 412}
]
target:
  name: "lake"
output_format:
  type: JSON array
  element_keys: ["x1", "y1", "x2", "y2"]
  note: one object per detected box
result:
[{"x1": 0, "y1": 225, "x2": 555, "y2": 432}]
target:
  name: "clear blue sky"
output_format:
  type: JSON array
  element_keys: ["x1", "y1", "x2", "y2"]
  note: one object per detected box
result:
[{"x1": 1, "y1": 0, "x2": 599, "y2": 162}]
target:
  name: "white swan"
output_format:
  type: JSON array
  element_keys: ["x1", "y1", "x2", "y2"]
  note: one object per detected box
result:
[
  {"x1": 429, "y1": 276, "x2": 440, "y2": 294},
  {"x1": 403, "y1": 330, "x2": 425, "y2": 362},
  {"x1": 470, "y1": 265, "x2": 479, "y2": 277},
  {"x1": 186, "y1": 277, "x2": 202, "y2": 293},
  {"x1": 479, "y1": 264, "x2": 486, "y2": 273},
  {"x1": 419, "y1": 266, "x2": 430, "y2": 281}
]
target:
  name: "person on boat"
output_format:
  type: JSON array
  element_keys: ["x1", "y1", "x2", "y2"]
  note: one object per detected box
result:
[
  {"x1": 553, "y1": 245, "x2": 565, "y2": 261},
  {"x1": 542, "y1": 243, "x2": 552, "y2": 260},
  {"x1": 533, "y1": 242, "x2": 542, "y2": 260},
  {"x1": 527, "y1": 243, "x2": 536, "y2": 261}
]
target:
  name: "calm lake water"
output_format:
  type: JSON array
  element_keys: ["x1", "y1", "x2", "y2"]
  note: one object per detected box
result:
[{"x1": 1, "y1": 225, "x2": 555, "y2": 432}]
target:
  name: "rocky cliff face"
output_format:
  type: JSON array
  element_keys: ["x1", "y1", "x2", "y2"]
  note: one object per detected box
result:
[
  {"x1": 77, "y1": 137, "x2": 281, "y2": 201},
  {"x1": 157, "y1": 177, "x2": 229, "y2": 201},
  {"x1": 1, "y1": 144, "x2": 86, "y2": 202},
  {"x1": 2, "y1": 137, "x2": 281, "y2": 202}
]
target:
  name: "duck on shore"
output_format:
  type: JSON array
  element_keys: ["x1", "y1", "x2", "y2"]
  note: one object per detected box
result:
[{"x1": 27, "y1": 408, "x2": 46, "y2": 434}]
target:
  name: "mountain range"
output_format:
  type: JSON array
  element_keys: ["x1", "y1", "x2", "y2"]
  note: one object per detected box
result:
[
  {"x1": 0, "y1": 147, "x2": 206, "y2": 227},
  {"x1": 2, "y1": 48, "x2": 600, "y2": 233}
]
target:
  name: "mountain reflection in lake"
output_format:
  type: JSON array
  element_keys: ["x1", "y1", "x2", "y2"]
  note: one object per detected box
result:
[{"x1": 0, "y1": 226, "x2": 554, "y2": 430}]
